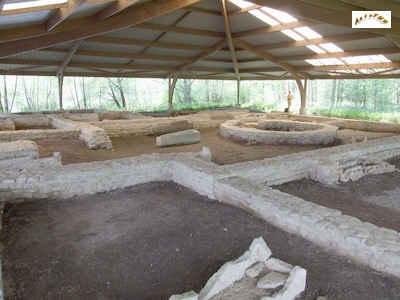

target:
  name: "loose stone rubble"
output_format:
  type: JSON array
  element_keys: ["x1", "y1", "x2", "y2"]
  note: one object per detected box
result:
[
  {"x1": 170, "y1": 237, "x2": 306, "y2": 300},
  {"x1": 220, "y1": 119, "x2": 338, "y2": 145},
  {"x1": 156, "y1": 129, "x2": 201, "y2": 147}
]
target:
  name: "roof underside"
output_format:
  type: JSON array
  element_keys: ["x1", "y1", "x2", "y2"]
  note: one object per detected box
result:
[{"x1": 1, "y1": 0, "x2": 400, "y2": 80}]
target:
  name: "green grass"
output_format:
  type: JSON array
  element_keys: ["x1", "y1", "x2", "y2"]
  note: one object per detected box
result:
[{"x1": 311, "y1": 108, "x2": 400, "y2": 124}]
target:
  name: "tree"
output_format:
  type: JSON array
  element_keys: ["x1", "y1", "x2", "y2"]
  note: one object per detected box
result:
[{"x1": 107, "y1": 78, "x2": 127, "y2": 109}]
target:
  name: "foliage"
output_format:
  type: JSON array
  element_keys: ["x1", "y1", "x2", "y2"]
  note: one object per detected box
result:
[{"x1": 0, "y1": 75, "x2": 400, "y2": 124}]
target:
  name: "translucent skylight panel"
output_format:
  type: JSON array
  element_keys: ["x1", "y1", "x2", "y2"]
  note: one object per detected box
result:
[
  {"x1": 294, "y1": 26, "x2": 322, "y2": 39},
  {"x1": 306, "y1": 58, "x2": 344, "y2": 66},
  {"x1": 307, "y1": 45, "x2": 326, "y2": 54},
  {"x1": 282, "y1": 29, "x2": 304, "y2": 41},
  {"x1": 3, "y1": 0, "x2": 67, "y2": 11},
  {"x1": 228, "y1": 0, "x2": 253, "y2": 9},
  {"x1": 249, "y1": 9, "x2": 279, "y2": 26},
  {"x1": 342, "y1": 55, "x2": 391, "y2": 65},
  {"x1": 260, "y1": 7, "x2": 298, "y2": 23},
  {"x1": 319, "y1": 43, "x2": 343, "y2": 53}
]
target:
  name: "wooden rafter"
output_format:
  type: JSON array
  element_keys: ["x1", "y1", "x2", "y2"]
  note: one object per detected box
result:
[
  {"x1": 0, "y1": 58, "x2": 234, "y2": 73},
  {"x1": 171, "y1": 39, "x2": 227, "y2": 75},
  {"x1": 234, "y1": 39, "x2": 302, "y2": 78},
  {"x1": 97, "y1": 0, "x2": 141, "y2": 19},
  {"x1": 278, "y1": 47, "x2": 400, "y2": 62},
  {"x1": 0, "y1": 0, "x2": 202, "y2": 58},
  {"x1": 56, "y1": 41, "x2": 82, "y2": 75},
  {"x1": 47, "y1": 0, "x2": 85, "y2": 31},
  {"x1": 136, "y1": 22, "x2": 225, "y2": 37},
  {"x1": 221, "y1": 0, "x2": 240, "y2": 80}
]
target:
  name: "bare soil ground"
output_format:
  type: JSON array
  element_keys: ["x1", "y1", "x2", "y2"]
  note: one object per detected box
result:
[
  {"x1": 35, "y1": 128, "x2": 395, "y2": 165},
  {"x1": 2, "y1": 182, "x2": 400, "y2": 300},
  {"x1": 275, "y1": 161, "x2": 400, "y2": 232}
]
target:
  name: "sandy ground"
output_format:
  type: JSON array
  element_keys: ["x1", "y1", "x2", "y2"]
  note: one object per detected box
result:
[
  {"x1": 2, "y1": 182, "x2": 400, "y2": 300},
  {"x1": 35, "y1": 128, "x2": 396, "y2": 165},
  {"x1": 275, "y1": 163, "x2": 400, "y2": 232}
]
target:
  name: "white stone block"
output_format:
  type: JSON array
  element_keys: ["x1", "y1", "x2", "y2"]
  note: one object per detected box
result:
[
  {"x1": 156, "y1": 129, "x2": 200, "y2": 147},
  {"x1": 262, "y1": 266, "x2": 306, "y2": 300},
  {"x1": 198, "y1": 237, "x2": 271, "y2": 300},
  {"x1": 169, "y1": 291, "x2": 198, "y2": 300},
  {"x1": 257, "y1": 271, "x2": 287, "y2": 289},
  {"x1": 265, "y1": 258, "x2": 293, "y2": 274},
  {"x1": 245, "y1": 262, "x2": 265, "y2": 278}
]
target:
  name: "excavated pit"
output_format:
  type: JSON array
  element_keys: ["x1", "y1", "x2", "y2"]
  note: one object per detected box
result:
[{"x1": 2, "y1": 182, "x2": 400, "y2": 300}]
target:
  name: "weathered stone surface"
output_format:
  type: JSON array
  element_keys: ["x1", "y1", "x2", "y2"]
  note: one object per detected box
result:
[
  {"x1": 198, "y1": 237, "x2": 271, "y2": 300},
  {"x1": 245, "y1": 262, "x2": 265, "y2": 278},
  {"x1": 99, "y1": 111, "x2": 145, "y2": 120},
  {"x1": 0, "y1": 118, "x2": 15, "y2": 131},
  {"x1": 156, "y1": 129, "x2": 200, "y2": 147},
  {"x1": 63, "y1": 112, "x2": 99, "y2": 122},
  {"x1": 261, "y1": 267, "x2": 306, "y2": 300},
  {"x1": 13, "y1": 114, "x2": 50, "y2": 129},
  {"x1": 0, "y1": 128, "x2": 79, "y2": 142},
  {"x1": 169, "y1": 291, "x2": 198, "y2": 300},
  {"x1": 257, "y1": 272, "x2": 287, "y2": 289},
  {"x1": 51, "y1": 116, "x2": 112, "y2": 149},
  {"x1": 0, "y1": 140, "x2": 38, "y2": 160},
  {"x1": 220, "y1": 119, "x2": 337, "y2": 145},
  {"x1": 265, "y1": 258, "x2": 293, "y2": 274}
]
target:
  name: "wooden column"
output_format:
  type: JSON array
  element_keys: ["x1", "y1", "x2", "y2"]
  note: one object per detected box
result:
[
  {"x1": 296, "y1": 78, "x2": 308, "y2": 114},
  {"x1": 57, "y1": 73, "x2": 64, "y2": 111},
  {"x1": 168, "y1": 76, "x2": 178, "y2": 115},
  {"x1": 236, "y1": 79, "x2": 240, "y2": 106}
]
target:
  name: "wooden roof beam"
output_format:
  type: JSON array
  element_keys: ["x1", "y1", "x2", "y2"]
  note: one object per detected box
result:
[
  {"x1": 0, "y1": 0, "x2": 202, "y2": 58},
  {"x1": 97, "y1": 0, "x2": 140, "y2": 19},
  {"x1": 56, "y1": 41, "x2": 82, "y2": 75},
  {"x1": 136, "y1": 22, "x2": 225, "y2": 37},
  {"x1": 221, "y1": 0, "x2": 240, "y2": 80},
  {"x1": 0, "y1": 58, "x2": 234, "y2": 73},
  {"x1": 47, "y1": 0, "x2": 85, "y2": 31},
  {"x1": 278, "y1": 47, "x2": 400, "y2": 62},
  {"x1": 171, "y1": 39, "x2": 226, "y2": 75},
  {"x1": 234, "y1": 39, "x2": 303, "y2": 78}
]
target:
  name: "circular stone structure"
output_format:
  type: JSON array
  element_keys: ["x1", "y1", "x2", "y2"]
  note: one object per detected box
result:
[{"x1": 220, "y1": 119, "x2": 338, "y2": 145}]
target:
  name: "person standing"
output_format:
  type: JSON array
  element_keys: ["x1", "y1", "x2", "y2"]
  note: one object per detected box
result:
[{"x1": 287, "y1": 90, "x2": 293, "y2": 113}]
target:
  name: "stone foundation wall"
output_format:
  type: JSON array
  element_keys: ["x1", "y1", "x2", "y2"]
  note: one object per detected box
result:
[
  {"x1": 0, "y1": 128, "x2": 79, "y2": 142},
  {"x1": 0, "y1": 140, "x2": 38, "y2": 161},
  {"x1": 0, "y1": 118, "x2": 15, "y2": 131},
  {"x1": 266, "y1": 112, "x2": 400, "y2": 133},
  {"x1": 1, "y1": 146, "x2": 400, "y2": 278},
  {"x1": 13, "y1": 114, "x2": 50, "y2": 129},
  {"x1": 50, "y1": 116, "x2": 112, "y2": 149},
  {"x1": 220, "y1": 119, "x2": 338, "y2": 145}
]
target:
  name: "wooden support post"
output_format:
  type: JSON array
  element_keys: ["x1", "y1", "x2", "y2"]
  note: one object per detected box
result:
[
  {"x1": 57, "y1": 73, "x2": 64, "y2": 111},
  {"x1": 296, "y1": 78, "x2": 308, "y2": 114},
  {"x1": 236, "y1": 79, "x2": 240, "y2": 106},
  {"x1": 168, "y1": 75, "x2": 178, "y2": 115}
]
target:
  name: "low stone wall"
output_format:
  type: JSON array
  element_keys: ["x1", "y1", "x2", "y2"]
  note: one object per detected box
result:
[
  {"x1": 50, "y1": 116, "x2": 112, "y2": 149},
  {"x1": 220, "y1": 119, "x2": 338, "y2": 145},
  {"x1": 13, "y1": 114, "x2": 50, "y2": 129},
  {"x1": 0, "y1": 140, "x2": 38, "y2": 161},
  {"x1": 1, "y1": 148, "x2": 400, "y2": 278},
  {"x1": 63, "y1": 112, "x2": 100, "y2": 122},
  {"x1": 224, "y1": 135, "x2": 400, "y2": 185},
  {"x1": 266, "y1": 112, "x2": 400, "y2": 133},
  {"x1": 0, "y1": 128, "x2": 79, "y2": 142},
  {"x1": 92, "y1": 118, "x2": 193, "y2": 137},
  {"x1": 0, "y1": 118, "x2": 15, "y2": 131}
]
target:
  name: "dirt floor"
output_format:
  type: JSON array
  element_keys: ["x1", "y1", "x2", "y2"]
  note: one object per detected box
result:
[
  {"x1": 35, "y1": 127, "x2": 396, "y2": 165},
  {"x1": 275, "y1": 161, "x2": 400, "y2": 232},
  {"x1": 2, "y1": 182, "x2": 400, "y2": 300}
]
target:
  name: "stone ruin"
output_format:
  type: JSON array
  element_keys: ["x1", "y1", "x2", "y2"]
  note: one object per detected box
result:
[
  {"x1": 220, "y1": 118, "x2": 338, "y2": 145},
  {"x1": 169, "y1": 237, "x2": 307, "y2": 300}
]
